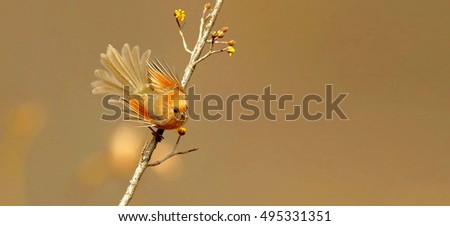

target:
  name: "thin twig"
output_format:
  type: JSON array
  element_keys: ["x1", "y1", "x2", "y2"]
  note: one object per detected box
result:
[
  {"x1": 206, "y1": 39, "x2": 229, "y2": 44},
  {"x1": 118, "y1": 0, "x2": 224, "y2": 206},
  {"x1": 150, "y1": 135, "x2": 181, "y2": 165},
  {"x1": 149, "y1": 148, "x2": 199, "y2": 167},
  {"x1": 193, "y1": 47, "x2": 227, "y2": 66},
  {"x1": 149, "y1": 134, "x2": 198, "y2": 167},
  {"x1": 181, "y1": 0, "x2": 224, "y2": 88},
  {"x1": 198, "y1": 5, "x2": 210, "y2": 39},
  {"x1": 179, "y1": 30, "x2": 192, "y2": 54},
  {"x1": 209, "y1": 37, "x2": 216, "y2": 52},
  {"x1": 118, "y1": 140, "x2": 152, "y2": 206}
]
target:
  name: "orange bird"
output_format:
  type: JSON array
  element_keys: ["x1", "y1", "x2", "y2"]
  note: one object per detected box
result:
[{"x1": 91, "y1": 44, "x2": 188, "y2": 130}]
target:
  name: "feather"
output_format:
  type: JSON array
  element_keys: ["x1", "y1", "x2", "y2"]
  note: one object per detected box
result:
[
  {"x1": 92, "y1": 44, "x2": 188, "y2": 130},
  {"x1": 148, "y1": 59, "x2": 183, "y2": 94},
  {"x1": 93, "y1": 44, "x2": 150, "y2": 95},
  {"x1": 91, "y1": 70, "x2": 124, "y2": 95}
]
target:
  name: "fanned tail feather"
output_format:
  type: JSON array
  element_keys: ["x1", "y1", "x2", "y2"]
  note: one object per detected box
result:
[{"x1": 91, "y1": 44, "x2": 151, "y2": 95}]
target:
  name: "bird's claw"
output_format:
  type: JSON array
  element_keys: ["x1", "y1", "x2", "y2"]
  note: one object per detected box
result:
[{"x1": 148, "y1": 127, "x2": 164, "y2": 142}]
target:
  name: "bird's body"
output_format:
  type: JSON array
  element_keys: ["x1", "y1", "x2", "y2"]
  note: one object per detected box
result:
[{"x1": 92, "y1": 44, "x2": 188, "y2": 130}]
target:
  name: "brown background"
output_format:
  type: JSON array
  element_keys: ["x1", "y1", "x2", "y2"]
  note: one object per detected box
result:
[{"x1": 0, "y1": 0, "x2": 449, "y2": 205}]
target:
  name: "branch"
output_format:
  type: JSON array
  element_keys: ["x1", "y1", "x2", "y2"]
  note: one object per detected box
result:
[
  {"x1": 193, "y1": 47, "x2": 227, "y2": 66},
  {"x1": 118, "y1": 0, "x2": 224, "y2": 206},
  {"x1": 149, "y1": 148, "x2": 199, "y2": 167},
  {"x1": 179, "y1": 30, "x2": 192, "y2": 54},
  {"x1": 181, "y1": 0, "x2": 224, "y2": 88},
  {"x1": 118, "y1": 137, "x2": 157, "y2": 206},
  {"x1": 149, "y1": 134, "x2": 198, "y2": 167}
]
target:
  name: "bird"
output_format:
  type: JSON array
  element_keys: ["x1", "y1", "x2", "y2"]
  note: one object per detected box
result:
[{"x1": 91, "y1": 44, "x2": 188, "y2": 131}]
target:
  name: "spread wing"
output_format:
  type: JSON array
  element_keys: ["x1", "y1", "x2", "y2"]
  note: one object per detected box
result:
[
  {"x1": 148, "y1": 59, "x2": 184, "y2": 94},
  {"x1": 92, "y1": 44, "x2": 184, "y2": 128},
  {"x1": 91, "y1": 44, "x2": 151, "y2": 95}
]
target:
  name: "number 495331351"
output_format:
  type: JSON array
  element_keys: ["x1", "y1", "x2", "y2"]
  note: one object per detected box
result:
[{"x1": 259, "y1": 210, "x2": 331, "y2": 222}]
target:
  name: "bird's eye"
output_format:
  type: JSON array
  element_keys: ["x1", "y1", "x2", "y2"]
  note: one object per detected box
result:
[{"x1": 173, "y1": 108, "x2": 179, "y2": 114}]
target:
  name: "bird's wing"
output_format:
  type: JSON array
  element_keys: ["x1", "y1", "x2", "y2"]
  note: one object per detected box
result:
[
  {"x1": 148, "y1": 59, "x2": 184, "y2": 94},
  {"x1": 92, "y1": 44, "x2": 151, "y2": 95}
]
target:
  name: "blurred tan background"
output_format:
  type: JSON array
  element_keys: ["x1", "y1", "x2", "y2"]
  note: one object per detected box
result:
[{"x1": 0, "y1": 0, "x2": 449, "y2": 205}]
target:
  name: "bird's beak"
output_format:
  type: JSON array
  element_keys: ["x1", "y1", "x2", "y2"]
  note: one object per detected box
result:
[{"x1": 181, "y1": 112, "x2": 188, "y2": 120}]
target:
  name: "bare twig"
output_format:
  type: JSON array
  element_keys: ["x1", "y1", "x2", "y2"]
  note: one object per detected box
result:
[
  {"x1": 118, "y1": 0, "x2": 224, "y2": 206},
  {"x1": 199, "y1": 4, "x2": 211, "y2": 39},
  {"x1": 181, "y1": 0, "x2": 224, "y2": 88},
  {"x1": 118, "y1": 140, "x2": 154, "y2": 206},
  {"x1": 149, "y1": 148, "x2": 199, "y2": 167},
  {"x1": 148, "y1": 134, "x2": 197, "y2": 167},
  {"x1": 179, "y1": 30, "x2": 192, "y2": 54},
  {"x1": 193, "y1": 47, "x2": 227, "y2": 66},
  {"x1": 206, "y1": 39, "x2": 229, "y2": 44}
]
